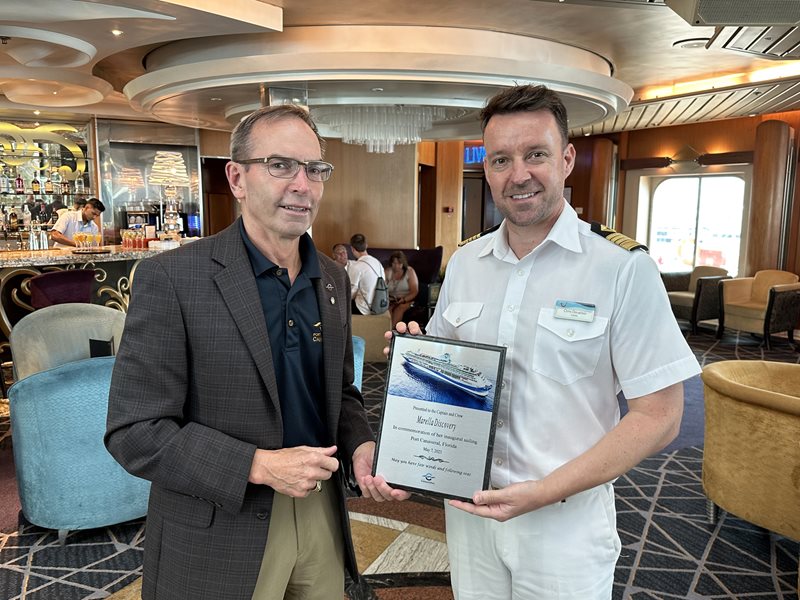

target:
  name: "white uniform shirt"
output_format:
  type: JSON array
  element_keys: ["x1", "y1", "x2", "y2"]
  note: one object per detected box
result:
[
  {"x1": 426, "y1": 202, "x2": 700, "y2": 487},
  {"x1": 51, "y1": 210, "x2": 98, "y2": 248},
  {"x1": 349, "y1": 254, "x2": 384, "y2": 314}
]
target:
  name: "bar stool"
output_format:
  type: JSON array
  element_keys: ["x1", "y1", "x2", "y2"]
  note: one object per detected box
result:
[{"x1": 29, "y1": 269, "x2": 96, "y2": 310}]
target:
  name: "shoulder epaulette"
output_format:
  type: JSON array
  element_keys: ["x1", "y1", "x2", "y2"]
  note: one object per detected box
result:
[
  {"x1": 590, "y1": 222, "x2": 648, "y2": 252},
  {"x1": 459, "y1": 224, "x2": 500, "y2": 247}
]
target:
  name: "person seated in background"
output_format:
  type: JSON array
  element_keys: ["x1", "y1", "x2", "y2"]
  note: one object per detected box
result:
[
  {"x1": 348, "y1": 233, "x2": 384, "y2": 315},
  {"x1": 331, "y1": 243, "x2": 353, "y2": 273},
  {"x1": 50, "y1": 197, "x2": 105, "y2": 248},
  {"x1": 385, "y1": 250, "x2": 419, "y2": 328}
]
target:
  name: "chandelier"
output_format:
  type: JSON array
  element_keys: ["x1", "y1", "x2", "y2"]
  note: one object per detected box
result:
[{"x1": 313, "y1": 105, "x2": 446, "y2": 153}]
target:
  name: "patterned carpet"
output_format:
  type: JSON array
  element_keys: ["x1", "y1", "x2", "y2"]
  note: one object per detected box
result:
[{"x1": 0, "y1": 326, "x2": 797, "y2": 599}]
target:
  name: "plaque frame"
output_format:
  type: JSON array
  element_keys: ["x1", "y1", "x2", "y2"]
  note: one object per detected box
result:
[{"x1": 372, "y1": 333, "x2": 506, "y2": 501}]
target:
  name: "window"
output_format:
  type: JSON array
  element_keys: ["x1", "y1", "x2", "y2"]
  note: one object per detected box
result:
[{"x1": 647, "y1": 174, "x2": 746, "y2": 276}]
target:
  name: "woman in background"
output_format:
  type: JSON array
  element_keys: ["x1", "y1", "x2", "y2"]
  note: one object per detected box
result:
[{"x1": 385, "y1": 250, "x2": 419, "y2": 328}]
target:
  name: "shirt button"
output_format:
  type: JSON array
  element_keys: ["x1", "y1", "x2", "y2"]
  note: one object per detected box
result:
[
  {"x1": 497, "y1": 419, "x2": 504, "y2": 428},
  {"x1": 495, "y1": 458, "x2": 503, "y2": 466},
  {"x1": 455, "y1": 317, "x2": 461, "y2": 324},
  {"x1": 330, "y1": 297, "x2": 336, "y2": 304},
  {"x1": 256, "y1": 511, "x2": 268, "y2": 520},
  {"x1": 517, "y1": 269, "x2": 525, "y2": 276},
  {"x1": 566, "y1": 328, "x2": 575, "y2": 337},
  {"x1": 501, "y1": 380, "x2": 506, "y2": 388},
  {"x1": 507, "y1": 305, "x2": 515, "y2": 312},
  {"x1": 275, "y1": 269, "x2": 283, "y2": 276},
  {"x1": 288, "y1": 319, "x2": 294, "y2": 327}
]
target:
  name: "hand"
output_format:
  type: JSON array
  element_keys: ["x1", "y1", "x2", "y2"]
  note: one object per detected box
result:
[
  {"x1": 249, "y1": 445, "x2": 339, "y2": 498},
  {"x1": 448, "y1": 481, "x2": 539, "y2": 522},
  {"x1": 352, "y1": 441, "x2": 411, "y2": 502},
  {"x1": 383, "y1": 320, "x2": 423, "y2": 358}
]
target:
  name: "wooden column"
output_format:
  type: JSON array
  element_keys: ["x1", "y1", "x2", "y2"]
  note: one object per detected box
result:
[
  {"x1": 748, "y1": 120, "x2": 794, "y2": 275},
  {"x1": 586, "y1": 138, "x2": 615, "y2": 224}
]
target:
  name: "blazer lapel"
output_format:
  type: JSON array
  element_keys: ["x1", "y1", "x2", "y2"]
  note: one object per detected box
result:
[
  {"x1": 212, "y1": 222, "x2": 281, "y2": 412},
  {"x1": 315, "y1": 258, "x2": 345, "y2": 440}
]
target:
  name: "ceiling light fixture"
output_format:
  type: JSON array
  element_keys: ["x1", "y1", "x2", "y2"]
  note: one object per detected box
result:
[
  {"x1": 33, "y1": 110, "x2": 40, "y2": 115},
  {"x1": 672, "y1": 38, "x2": 710, "y2": 50},
  {"x1": 111, "y1": 29, "x2": 124, "y2": 37},
  {"x1": 313, "y1": 105, "x2": 447, "y2": 153}
]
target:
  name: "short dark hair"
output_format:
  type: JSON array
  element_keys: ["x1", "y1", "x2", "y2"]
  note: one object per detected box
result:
[
  {"x1": 86, "y1": 198, "x2": 105, "y2": 213},
  {"x1": 230, "y1": 105, "x2": 326, "y2": 164},
  {"x1": 480, "y1": 85, "x2": 569, "y2": 146},
  {"x1": 349, "y1": 233, "x2": 367, "y2": 252}
]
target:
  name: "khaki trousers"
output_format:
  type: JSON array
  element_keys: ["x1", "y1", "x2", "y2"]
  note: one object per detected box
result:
[{"x1": 251, "y1": 480, "x2": 344, "y2": 600}]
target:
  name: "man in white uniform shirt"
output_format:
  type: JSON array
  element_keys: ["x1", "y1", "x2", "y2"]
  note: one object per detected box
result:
[
  {"x1": 50, "y1": 197, "x2": 105, "y2": 248},
  {"x1": 397, "y1": 85, "x2": 701, "y2": 599},
  {"x1": 348, "y1": 233, "x2": 384, "y2": 315}
]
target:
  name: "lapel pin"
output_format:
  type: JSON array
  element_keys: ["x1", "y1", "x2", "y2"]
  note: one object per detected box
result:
[{"x1": 326, "y1": 283, "x2": 333, "y2": 290}]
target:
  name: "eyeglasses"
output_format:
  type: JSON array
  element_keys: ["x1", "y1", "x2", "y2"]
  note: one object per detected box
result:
[{"x1": 236, "y1": 155, "x2": 334, "y2": 182}]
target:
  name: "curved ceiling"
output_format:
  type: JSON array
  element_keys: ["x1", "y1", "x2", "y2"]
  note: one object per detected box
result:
[{"x1": 0, "y1": 0, "x2": 799, "y2": 142}]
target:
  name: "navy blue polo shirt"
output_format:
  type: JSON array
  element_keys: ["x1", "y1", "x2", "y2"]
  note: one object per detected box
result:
[{"x1": 240, "y1": 222, "x2": 327, "y2": 447}]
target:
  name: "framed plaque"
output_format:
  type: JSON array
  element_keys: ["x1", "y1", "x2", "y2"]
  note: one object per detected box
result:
[{"x1": 372, "y1": 333, "x2": 506, "y2": 501}]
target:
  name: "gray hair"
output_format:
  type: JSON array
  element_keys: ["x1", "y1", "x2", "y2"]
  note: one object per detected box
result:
[{"x1": 230, "y1": 105, "x2": 326, "y2": 163}]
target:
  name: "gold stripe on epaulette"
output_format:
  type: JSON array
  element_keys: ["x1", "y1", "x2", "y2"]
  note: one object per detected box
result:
[
  {"x1": 590, "y1": 222, "x2": 648, "y2": 252},
  {"x1": 459, "y1": 224, "x2": 500, "y2": 247}
]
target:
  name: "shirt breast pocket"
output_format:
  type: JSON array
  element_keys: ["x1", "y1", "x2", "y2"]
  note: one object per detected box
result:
[
  {"x1": 442, "y1": 302, "x2": 483, "y2": 336},
  {"x1": 533, "y1": 308, "x2": 608, "y2": 385}
]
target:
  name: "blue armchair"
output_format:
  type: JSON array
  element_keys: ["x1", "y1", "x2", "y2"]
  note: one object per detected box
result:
[{"x1": 8, "y1": 356, "x2": 149, "y2": 544}]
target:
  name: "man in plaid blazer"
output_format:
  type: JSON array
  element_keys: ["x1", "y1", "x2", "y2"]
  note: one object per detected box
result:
[{"x1": 105, "y1": 105, "x2": 407, "y2": 600}]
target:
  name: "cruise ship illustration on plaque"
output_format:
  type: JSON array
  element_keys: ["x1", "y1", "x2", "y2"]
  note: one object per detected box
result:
[{"x1": 401, "y1": 350, "x2": 493, "y2": 398}]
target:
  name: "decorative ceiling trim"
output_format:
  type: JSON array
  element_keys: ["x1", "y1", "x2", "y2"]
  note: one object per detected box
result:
[
  {"x1": 156, "y1": 0, "x2": 283, "y2": 31},
  {"x1": 123, "y1": 25, "x2": 633, "y2": 135},
  {"x1": 0, "y1": 67, "x2": 113, "y2": 107},
  {"x1": 0, "y1": 26, "x2": 97, "y2": 68}
]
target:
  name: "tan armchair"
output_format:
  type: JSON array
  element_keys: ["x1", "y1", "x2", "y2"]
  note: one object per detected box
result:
[
  {"x1": 717, "y1": 269, "x2": 800, "y2": 349},
  {"x1": 701, "y1": 360, "x2": 800, "y2": 592},
  {"x1": 662, "y1": 266, "x2": 728, "y2": 333}
]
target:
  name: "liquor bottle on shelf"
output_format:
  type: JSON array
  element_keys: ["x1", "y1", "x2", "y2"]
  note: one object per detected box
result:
[
  {"x1": 0, "y1": 167, "x2": 9, "y2": 194},
  {"x1": 73, "y1": 170, "x2": 85, "y2": 195},
  {"x1": 31, "y1": 172, "x2": 41, "y2": 194},
  {"x1": 44, "y1": 170, "x2": 54, "y2": 194},
  {"x1": 50, "y1": 168, "x2": 61, "y2": 195},
  {"x1": 8, "y1": 207, "x2": 18, "y2": 232},
  {"x1": 60, "y1": 174, "x2": 71, "y2": 195},
  {"x1": 21, "y1": 204, "x2": 31, "y2": 228},
  {"x1": 14, "y1": 170, "x2": 24, "y2": 194}
]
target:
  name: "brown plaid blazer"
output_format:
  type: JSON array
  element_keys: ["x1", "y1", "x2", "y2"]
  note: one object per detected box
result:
[{"x1": 105, "y1": 220, "x2": 373, "y2": 600}]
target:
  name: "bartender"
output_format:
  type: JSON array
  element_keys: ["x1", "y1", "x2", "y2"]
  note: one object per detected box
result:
[{"x1": 50, "y1": 198, "x2": 105, "y2": 248}]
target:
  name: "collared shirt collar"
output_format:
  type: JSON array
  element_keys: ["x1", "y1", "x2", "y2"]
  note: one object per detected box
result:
[
  {"x1": 239, "y1": 220, "x2": 321, "y2": 279},
  {"x1": 477, "y1": 199, "x2": 583, "y2": 260}
]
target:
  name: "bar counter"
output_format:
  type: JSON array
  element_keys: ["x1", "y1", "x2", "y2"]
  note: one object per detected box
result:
[
  {"x1": 0, "y1": 245, "x2": 166, "y2": 339},
  {"x1": 0, "y1": 245, "x2": 162, "y2": 268}
]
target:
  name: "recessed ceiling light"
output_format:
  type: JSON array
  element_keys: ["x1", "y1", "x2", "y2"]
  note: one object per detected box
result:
[
  {"x1": 33, "y1": 110, "x2": 40, "y2": 115},
  {"x1": 584, "y1": 132, "x2": 591, "y2": 136},
  {"x1": 672, "y1": 38, "x2": 710, "y2": 50},
  {"x1": 33, "y1": 122, "x2": 39, "y2": 127},
  {"x1": 52, "y1": 91, "x2": 57, "y2": 95},
  {"x1": 749, "y1": 113, "x2": 757, "y2": 117},
  {"x1": 210, "y1": 97, "x2": 222, "y2": 101},
  {"x1": 371, "y1": 87, "x2": 384, "y2": 93},
  {"x1": 111, "y1": 29, "x2": 124, "y2": 37}
]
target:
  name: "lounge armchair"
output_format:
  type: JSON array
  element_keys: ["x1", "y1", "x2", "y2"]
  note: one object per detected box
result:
[
  {"x1": 662, "y1": 266, "x2": 728, "y2": 333},
  {"x1": 701, "y1": 360, "x2": 800, "y2": 592},
  {"x1": 717, "y1": 269, "x2": 800, "y2": 349},
  {"x1": 8, "y1": 356, "x2": 150, "y2": 544}
]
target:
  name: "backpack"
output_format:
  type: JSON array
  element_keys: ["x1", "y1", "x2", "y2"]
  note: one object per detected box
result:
[
  {"x1": 370, "y1": 275, "x2": 390, "y2": 314},
  {"x1": 365, "y1": 261, "x2": 389, "y2": 314}
]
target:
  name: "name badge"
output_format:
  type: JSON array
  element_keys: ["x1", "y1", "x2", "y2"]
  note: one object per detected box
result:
[{"x1": 554, "y1": 300, "x2": 596, "y2": 322}]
